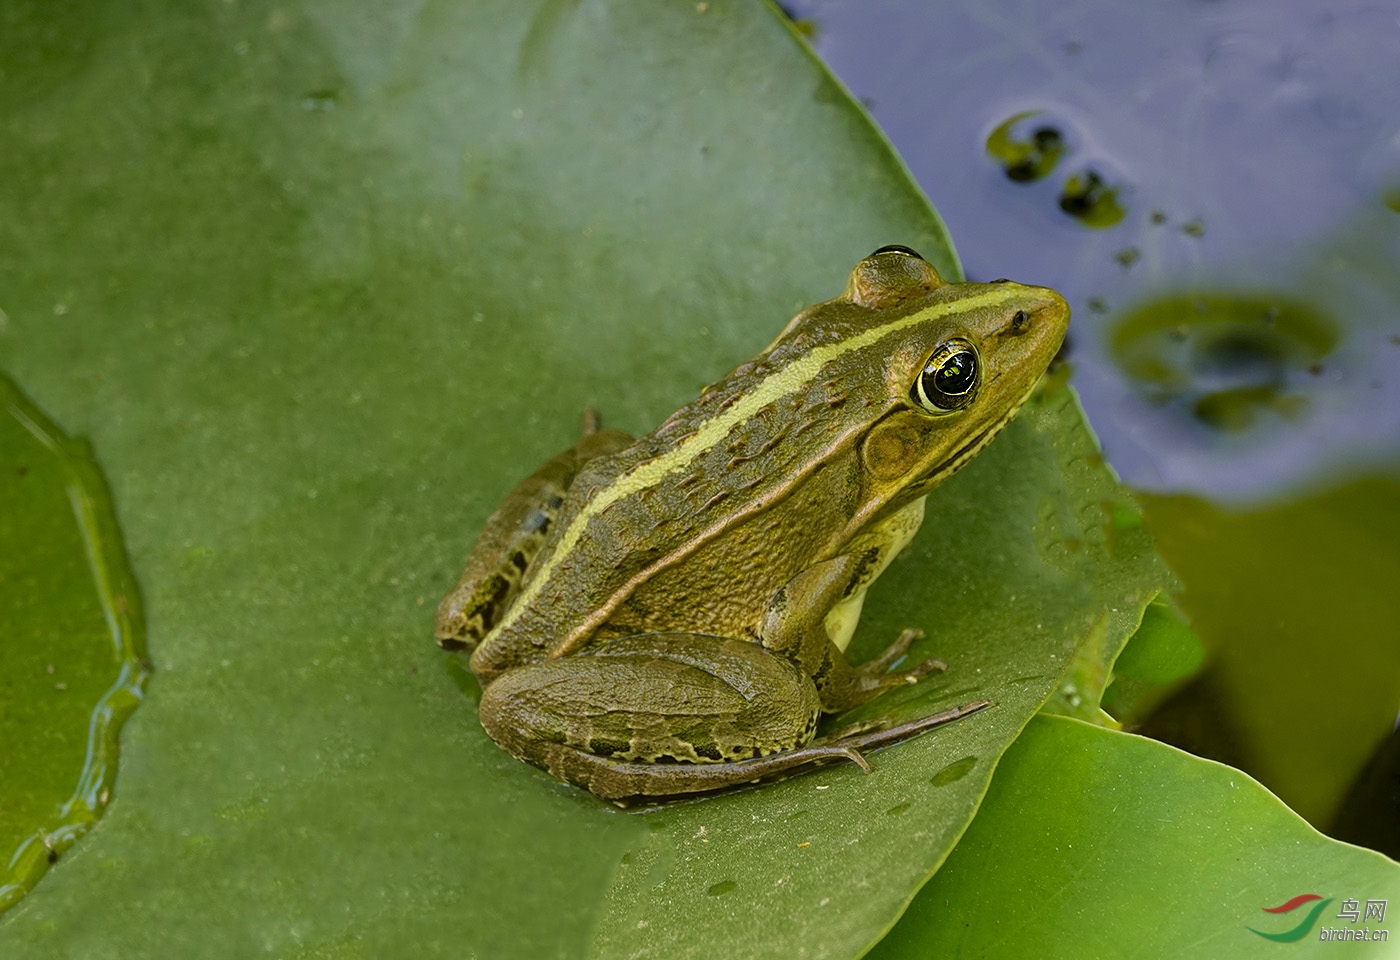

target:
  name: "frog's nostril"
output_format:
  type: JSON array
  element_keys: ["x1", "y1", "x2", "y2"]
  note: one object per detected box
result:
[{"x1": 1010, "y1": 310, "x2": 1029, "y2": 334}]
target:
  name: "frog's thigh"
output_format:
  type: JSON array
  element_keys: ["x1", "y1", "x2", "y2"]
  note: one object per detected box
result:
[
  {"x1": 478, "y1": 634, "x2": 821, "y2": 773},
  {"x1": 435, "y1": 426, "x2": 632, "y2": 651}
]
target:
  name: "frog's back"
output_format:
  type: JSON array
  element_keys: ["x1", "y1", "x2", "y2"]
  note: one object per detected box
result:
[{"x1": 468, "y1": 343, "x2": 877, "y2": 677}]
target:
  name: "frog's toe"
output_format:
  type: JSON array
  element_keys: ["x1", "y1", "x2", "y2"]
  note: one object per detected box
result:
[
  {"x1": 904, "y1": 656, "x2": 948, "y2": 680},
  {"x1": 872, "y1": 663, "x2": 945, "y2": 696},
  {"x1": 856, "y1": 628, "x2": 947, "y2": 685},
  {"x1": 852, "y1": 657, "x2": 946, "y2": 701},
  {"x1": 829, "y1": 700, "x2": 991, "y2": 753},
  {"x1": 859, "y1": 627, "x2": 923, "y2": 673}
]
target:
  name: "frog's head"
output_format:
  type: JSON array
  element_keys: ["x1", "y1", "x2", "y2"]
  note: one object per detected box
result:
[{"x1": 830, "y1": 246, "x2": 1070, "y2": 514}]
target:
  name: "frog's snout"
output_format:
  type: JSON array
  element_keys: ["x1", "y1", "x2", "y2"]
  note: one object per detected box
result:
[
  {"x1": 990, "y1": 286, "x2": 1069, "y2": 344},
  {"x1": 1028, "y1": 286, "x2": 1070, "y2": 324},
  {"x1": 1020, "y1": 286, "x2": 1071, "y2": 345}
]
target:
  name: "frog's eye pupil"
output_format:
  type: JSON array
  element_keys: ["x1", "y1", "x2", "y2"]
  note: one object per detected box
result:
[
  {"x1": 913, "y1": 340, "x2": 980, "y2": 414},
  {"x1": 934, "y1": 351, "x2": 977, "y2": 394}
]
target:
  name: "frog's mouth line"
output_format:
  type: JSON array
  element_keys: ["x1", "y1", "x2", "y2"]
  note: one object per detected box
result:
[{"x1": 917, "y1": 371, "x2": 1042, "y2": 494}]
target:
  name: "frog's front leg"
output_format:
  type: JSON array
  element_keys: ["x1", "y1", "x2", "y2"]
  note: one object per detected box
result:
[{"x1": 760, "y1": 553, "x2": 946, "y2": 714}]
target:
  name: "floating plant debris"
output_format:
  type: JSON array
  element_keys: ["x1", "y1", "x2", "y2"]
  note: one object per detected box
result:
[{"x1": 986, "y1": 111, "x2": 1066, "y2": 183}]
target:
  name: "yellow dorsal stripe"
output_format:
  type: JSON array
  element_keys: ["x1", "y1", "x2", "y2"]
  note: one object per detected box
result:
[{"x1": 495, "y1": 286, "x2": 1021, "y2": 633}]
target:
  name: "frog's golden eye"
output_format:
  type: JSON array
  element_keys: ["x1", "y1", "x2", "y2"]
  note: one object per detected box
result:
[{"x1": 912, "y1": 339, "x2": 980, "y2": 413}]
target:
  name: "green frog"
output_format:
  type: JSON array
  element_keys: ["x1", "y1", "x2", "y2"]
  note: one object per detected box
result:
[{"x1": 436, "y1": 246, "x2": 1069, "y2": 801}]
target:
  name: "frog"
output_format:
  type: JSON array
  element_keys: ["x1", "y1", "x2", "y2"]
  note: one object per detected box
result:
[{"x1": 436, "y1": 246, "x2": 1069, "y2": 802}]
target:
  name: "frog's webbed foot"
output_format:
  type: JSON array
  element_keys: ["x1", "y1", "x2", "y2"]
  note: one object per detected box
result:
[
  {"x1": 816, "y1": 717, "x2": 892, "y2": 743},
  {"x1": 846, "y1": 628, "x2": 947, "y2": 702},
  {"x1": 858, "y1": 627, "x2": 946, "y2": 677}
]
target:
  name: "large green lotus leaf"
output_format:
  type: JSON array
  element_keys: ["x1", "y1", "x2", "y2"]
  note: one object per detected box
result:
[
  {"x1": 0, "y1": 1, "x2": 1168, "y2": 957},
  {"x1": 871, "y1": 714, "x2": 1400, "y2": 959}
]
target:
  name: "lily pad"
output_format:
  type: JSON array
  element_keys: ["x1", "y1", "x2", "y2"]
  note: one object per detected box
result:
[
  {"x1": 0, "y1": 1, "x2": 1168, "y2": 956},
  {"x1": 868, "y1": 714, "x2": 1400, "y2": 959}
]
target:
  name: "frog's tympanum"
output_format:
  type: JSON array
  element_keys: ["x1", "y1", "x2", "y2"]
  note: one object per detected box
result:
[{"x1": 436, "y1": 247, "x2": 1069, "y2": 801}]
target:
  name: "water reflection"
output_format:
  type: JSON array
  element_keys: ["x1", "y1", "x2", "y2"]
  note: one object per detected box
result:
[
  {"x1": 1109, "y1": 293, "x2": 1338, "y2": 433},
  {"x1": 1058, "y1": 169, "x2": 1125, "y2": 228},
  {"x1": 985, "y1": 111, "x2": 1125, "y2": 227}
]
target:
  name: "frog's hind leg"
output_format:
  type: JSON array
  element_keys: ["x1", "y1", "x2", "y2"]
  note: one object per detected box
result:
[
  {"x1": 476, "y1": 633, "x2": 986, "y2": 802},
  {"x1": 528, "y1": 693, "x2": 989, "y2": 804},
  {"x1": 477, "y1": 633, "x2": 825, "y2": 799},
  {"x1": 435, "y1": 417, "x2": 632, "y2": 652}
]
